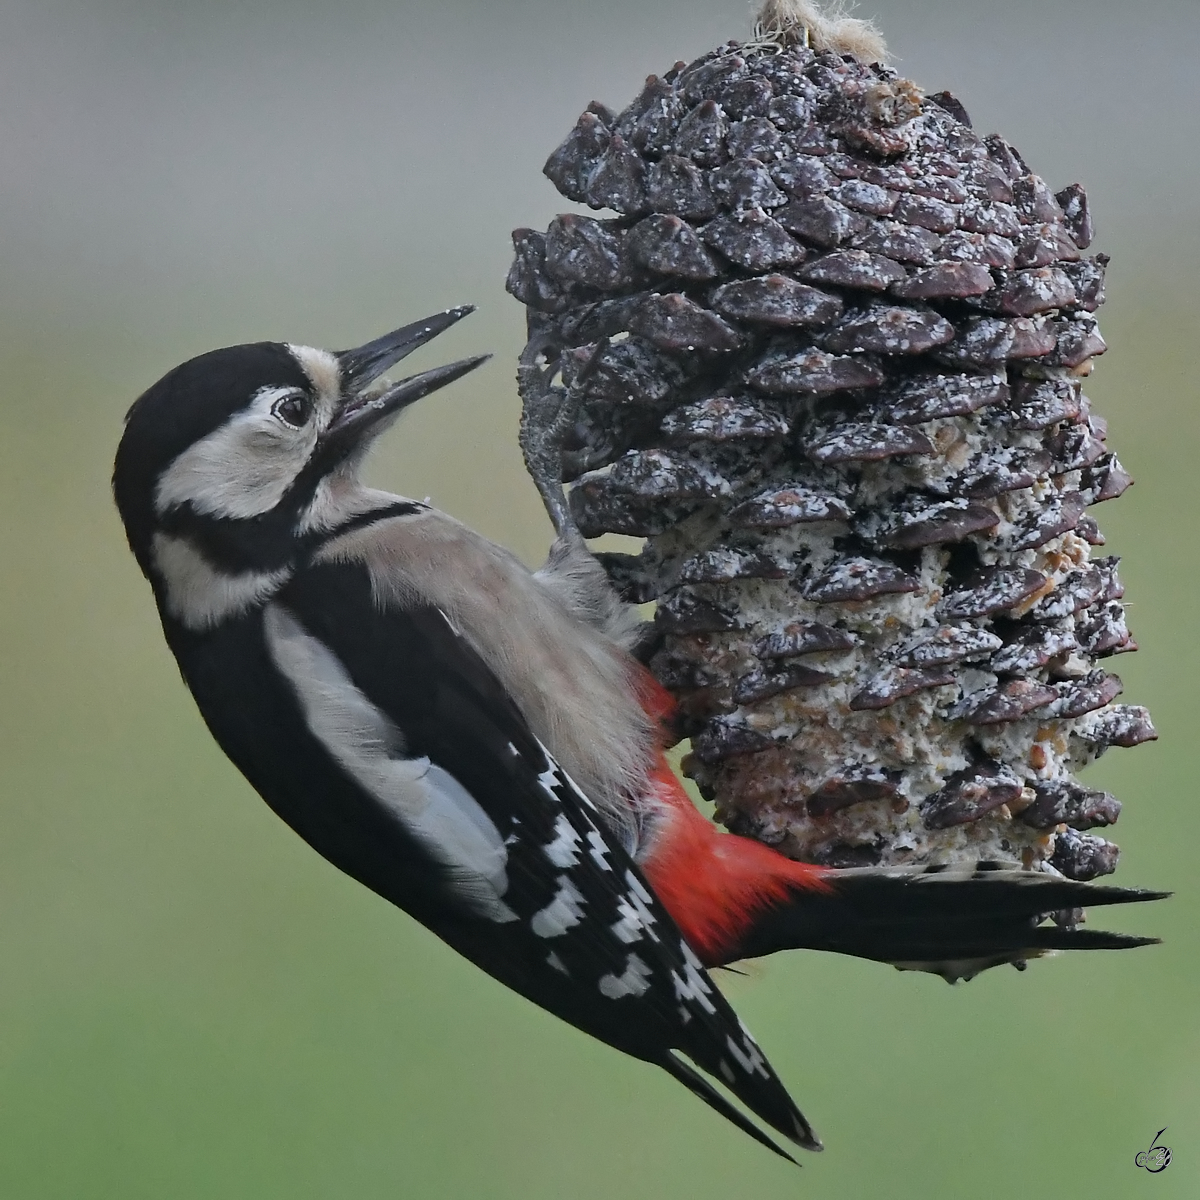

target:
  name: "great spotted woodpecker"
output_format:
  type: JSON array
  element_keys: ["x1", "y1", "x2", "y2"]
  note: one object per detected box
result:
[{"x1": 113, "y1": 306, "x2": 1163, "y2": 1161}]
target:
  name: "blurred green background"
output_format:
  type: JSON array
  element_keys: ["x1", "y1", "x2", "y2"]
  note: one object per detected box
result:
[{"x1": 0, "y1": 0, "x2": 1195, "y2": 1195}]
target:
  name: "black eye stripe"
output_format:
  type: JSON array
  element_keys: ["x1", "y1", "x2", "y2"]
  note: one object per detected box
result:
[{"x1": 272, "y1": 393, "x2": 312, "y2": 428}]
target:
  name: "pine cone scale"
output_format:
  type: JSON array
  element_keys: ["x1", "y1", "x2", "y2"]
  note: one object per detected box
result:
[{"x1": 511, "y1": 38, "x2": 1152, "y2": 882}]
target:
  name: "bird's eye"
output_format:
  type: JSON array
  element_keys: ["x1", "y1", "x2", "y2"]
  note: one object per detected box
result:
[{"x1": 272, "y1": 393, "x2": 312, "y2": 428}]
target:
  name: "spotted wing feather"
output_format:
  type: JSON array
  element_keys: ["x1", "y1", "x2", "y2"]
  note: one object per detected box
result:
[{"x1": 272, "y1": 555, "x2": 819, "y2": 1156}]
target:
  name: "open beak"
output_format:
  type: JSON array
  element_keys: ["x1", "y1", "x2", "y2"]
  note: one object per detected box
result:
[{"x1": 320, "y1": 305, "x2": 490, "y2": 461}]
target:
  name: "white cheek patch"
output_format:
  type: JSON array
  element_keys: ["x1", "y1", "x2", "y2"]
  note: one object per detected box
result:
[
  {"x1": 151, "y1": 533, "x2": 291, "y2": 630},
  {"x1": 156, "y1": 387, "x2": 319, "y2": 520},
  {"x1": 263, "y1": 603, "x2": 518, "y2": 923}
]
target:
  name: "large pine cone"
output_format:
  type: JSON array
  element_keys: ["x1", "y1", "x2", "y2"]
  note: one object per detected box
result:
[{"x1": 507, "y1": 38, "x2": 1155, "y2": 881}]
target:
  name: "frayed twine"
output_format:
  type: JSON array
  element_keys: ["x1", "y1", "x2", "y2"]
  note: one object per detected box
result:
[{"x1": 747, "y1": 0, "x2": 888, "y2": 63}]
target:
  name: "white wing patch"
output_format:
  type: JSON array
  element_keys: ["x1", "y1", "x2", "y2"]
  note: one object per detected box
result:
[
  {"x1": 726, "y1": 1034, "x2": 770, "y2": 1081},
  {"x1": 543, "y1": 814, "x2": 582, "y2": 868},
  {"x1": 530, "y1": 877, "x2": 587, "y2": 939},
  {"x1": 671, "y1": 942, "x2": 718, "y2": 1015},
  {"x1": 264, "y1": 603, "x2": 517, "y2": 922},
  {"x1": 620, "y1": 870, "x2": 661, "y2": 943},
  {"x1": 611, "y1": 895, "x2": 647, "y2": 945},
  {"x1": 598, "y1": 953, "x2": 652, "y2": 999},
  {"x1": 152, "y1": 533, "x2": 290, "y2": 630},
  {"x1": 537, "y1": 764, "x2": 561, "y2": 797},
  {"x1": 586, "y1": 830, "x2": 612, "y2": 871},
  {"x1": 536, "y1": 751, "x2": 598, "y2": 812}
]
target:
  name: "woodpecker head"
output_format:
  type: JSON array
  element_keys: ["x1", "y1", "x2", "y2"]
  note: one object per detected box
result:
[{"x1": 113, "y1": 306, "x2": 486, "y2": 579}]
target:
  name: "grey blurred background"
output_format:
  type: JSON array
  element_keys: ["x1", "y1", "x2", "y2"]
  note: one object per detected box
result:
[{"x1": 0, "y1": 1, "x2": 1196, "y2": 1196}]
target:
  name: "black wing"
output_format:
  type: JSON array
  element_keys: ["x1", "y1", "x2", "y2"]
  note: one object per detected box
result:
[{"x1": 264, "y1": 554, "x2": 819, "y2": 1159}]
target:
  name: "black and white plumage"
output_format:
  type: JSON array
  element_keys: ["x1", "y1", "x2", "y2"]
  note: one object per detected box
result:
[{"x1": 112, "y1": 307, "x2": 819, "y2": 1161}]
